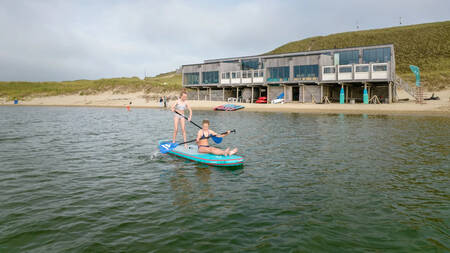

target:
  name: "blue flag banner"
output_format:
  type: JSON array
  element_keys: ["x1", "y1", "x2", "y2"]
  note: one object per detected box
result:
[{"x1": 409, "y1": 65, "x2": 420, "y2": 87}]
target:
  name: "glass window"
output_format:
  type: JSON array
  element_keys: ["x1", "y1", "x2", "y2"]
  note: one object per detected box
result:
[
  {"x1": 339, "y1": 50, "x2": 359, "y2": 65},
  {"x1": 184, "y1": 72, "x2": 199, "y2": 85},
  {"x1": 202, "y1": 71, "x2": 219, "y2": 84},
  {"x1": 267, "y1": 66, "x2": 289, "y2": 81},
  {"x1": 294, "y1": 65, "x2": 319, "y2": 78},
  {"x1": 222, "y1": 73, "x2": 226, "y2": 79},
  {"x1": 241, "y1": 59, "x2": 260, "y2": 70},
  {"x1": 254, "y1": 71, "x2": 258, "y2": 78},
  {"x1": 363, "y1": 47, "x2": 391, "y2": 63},
  {"x1": 232, "y1": 72, "x2": 236, "y2": 78},
  {"x1": 324, "y1": 67, "x2": 335, "y2": 74},
  {"x1": 259, "y1": 70, "x2": 264, "y2": 77},
  {"x1": 226, "y1": 72, "x2": 230, "y2": 79},
  {"x1": 242, "y1": 72, "x2": 247, "y2": 78},
  {"x1": 247, "y1": 71, "x2": 252, "y2": 78},
  {"x1": 355, "y1": 65, "x2": 369, "y2": 72},
  {"x1": 237, "y1": 72, "x2": 241, "y2": 78},
  {"x1": 339, "y1": 66, "x2": 352, "y2": 73},
  {"x1": 373, "y1": 65, "x2": 387, "y2": 71}
]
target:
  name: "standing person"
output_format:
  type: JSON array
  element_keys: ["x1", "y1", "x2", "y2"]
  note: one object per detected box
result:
[
  {"x1": 163, "y1": 96, "x2": 167, "y2": 108},
  {"x1": 159, "y1": 97, "x2": 163, "y2": 107},
  {"x1": 171, "y1": 91, "x2": 192, "y2": 147}
]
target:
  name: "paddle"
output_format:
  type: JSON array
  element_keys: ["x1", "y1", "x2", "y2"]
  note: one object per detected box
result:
[
  {"x1": 159, "y1": 130, "x2": 236, "y2": 154},
  {"x1": 173, "y1": 111, "x2": 223, "y2": 143}
]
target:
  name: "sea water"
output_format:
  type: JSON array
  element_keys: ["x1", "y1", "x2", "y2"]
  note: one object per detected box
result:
[{"x1": 0, "y1": 106, "x2": 449, "y2": 252}]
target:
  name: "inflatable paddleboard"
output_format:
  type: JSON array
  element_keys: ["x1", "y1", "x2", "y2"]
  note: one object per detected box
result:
[{"x1": 158, "y1": 140, "x2": 244, "y2": 167}]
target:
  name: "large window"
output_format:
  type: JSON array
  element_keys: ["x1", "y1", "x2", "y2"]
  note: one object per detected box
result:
[
  {"x1": 184, "y1": 72, "x2": 199, "y2": 85},
  {"x1": 242, "y1": 59, "x2": 260, "y2": 70},
  {"x1": 339, "y1": 50, "x2": 359, "y2": 65},
  {"x1": 267, "y1": 66, "x2": 289, "y2": 81},
  {"x1": 363, "y1": 47, "x2": 391, "y2": 63},
  {"x1": 294, "y1": 65, "x2": 319, "y2": 79},
  {"x1": 202, "y1": 71, "x2": 219, "y2": 84}
]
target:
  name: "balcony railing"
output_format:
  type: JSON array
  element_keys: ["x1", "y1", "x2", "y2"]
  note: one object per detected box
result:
[{"x1": 322, "y1": 63, "x2": 389, "y2": 81}]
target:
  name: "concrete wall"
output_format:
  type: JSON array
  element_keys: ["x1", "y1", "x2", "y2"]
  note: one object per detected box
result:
[
  {"x1": 300, "y1": 85, "x2": 321, "y2": 103},
  {"x1": 268, "y1": 86, "x2": 284, "y2": 102}
]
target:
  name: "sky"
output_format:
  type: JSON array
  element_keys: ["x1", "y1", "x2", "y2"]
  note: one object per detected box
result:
[{"x1": 0, "y1": 0, "x2": 449, "y2": 81}]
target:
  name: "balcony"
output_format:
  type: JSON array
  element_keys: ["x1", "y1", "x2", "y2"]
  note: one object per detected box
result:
[{"x1": 321, "y1": 63, "x2": 389, "y2": 82}]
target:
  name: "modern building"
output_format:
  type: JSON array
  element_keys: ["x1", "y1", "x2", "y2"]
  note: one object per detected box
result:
[{"x1": 181, "y1": 44, "x2": 396, "y2": 104}]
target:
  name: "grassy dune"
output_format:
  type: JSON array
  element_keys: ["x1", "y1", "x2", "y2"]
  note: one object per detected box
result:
[
  {"x1": 0, "y1": 72, "x2": 182, "y2": 100},
  {"x1": 267, "y1": 21, "x2": 450, "y2": 90}
]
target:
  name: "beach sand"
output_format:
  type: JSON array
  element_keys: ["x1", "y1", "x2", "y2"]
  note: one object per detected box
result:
[{"x1": 1, "y1": 89, "x2": 449, "y2": 116}]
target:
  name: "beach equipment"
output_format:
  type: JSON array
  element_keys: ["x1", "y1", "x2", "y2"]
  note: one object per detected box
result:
[
  {"x1": 363, "y1": 88, "x2": 369, "y2": 104},
  {"x1": 173, "y1": 111, "x2": 222, "y2": 143},
  {"x1": 159, "y1": 130, "x2": 235, "y2": 154},
  {"x1": 158, "y1": 139, "x2": 243, "y2": 167},
  {"x1": 214, "y1": 104, "x2": 245, "y2": 111},
  {"x1": 255, "y1": 96, "x2": 267, "y2": 104},
  {"x1": 271, "y1": 93, "x2": 284, "y2": 104},
  {"x1": 340, "y1": 87, "x2": 345, "y2": 104}
]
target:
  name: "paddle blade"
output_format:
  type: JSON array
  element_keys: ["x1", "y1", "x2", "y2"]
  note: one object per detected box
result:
[
  {"x1": 211, "y1": 135, "x2": 223, "y2": 144},
  {"x1": 159, "y1": 142, "x2": 177, "y2": 154}
]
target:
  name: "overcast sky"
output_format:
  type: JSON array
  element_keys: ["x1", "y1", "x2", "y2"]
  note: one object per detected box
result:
[{"x1": 0, "y1": 0, "x2": 448, "y2": 81}]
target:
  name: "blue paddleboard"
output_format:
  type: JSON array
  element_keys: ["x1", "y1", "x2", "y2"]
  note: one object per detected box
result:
[{"x1": 158, "y1": 140, "x2": 244, "y2": 167}]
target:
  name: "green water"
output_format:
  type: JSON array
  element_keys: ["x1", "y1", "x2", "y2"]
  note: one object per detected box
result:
[{"x1": 0, "y1": 106, "x2": 449, "y2": 252}]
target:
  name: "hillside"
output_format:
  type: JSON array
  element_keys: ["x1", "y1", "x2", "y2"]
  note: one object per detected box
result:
[
  {"x1": 267, "y1": 21, "x2": 450, "y2": 90},
  {"x1": 0, "y1": 72, "x2": 181, "y2": 100}
]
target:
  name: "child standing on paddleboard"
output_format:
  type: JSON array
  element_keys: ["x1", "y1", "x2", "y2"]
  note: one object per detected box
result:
[
  {"x1": 196, "y1": 120, "x2": 237, "y2": 156},
  {"x1": 171, "y1": 91, "x2": 192, "y2": 148}
]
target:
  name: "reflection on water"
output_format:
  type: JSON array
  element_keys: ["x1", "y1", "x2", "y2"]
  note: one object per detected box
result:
[{"x1": 0, "y1": 106, "x2": 448, "y2": 252}]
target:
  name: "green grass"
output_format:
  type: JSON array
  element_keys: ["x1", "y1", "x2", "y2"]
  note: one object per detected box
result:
[
  {"x1": 0, "y1": 72, "x2": 182, "y2": 100},
  {"x1": 267, "y1": 20, "x2": 450, "y2": 90}
]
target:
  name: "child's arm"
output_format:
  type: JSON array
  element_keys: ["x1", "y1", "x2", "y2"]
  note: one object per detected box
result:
[
  {"x1": 186, "y1": 102, "x2": 192, "y2": 121},
  {"x1": 196, "y1": 130, "x2": 202, "y2": 143},
  {"x1": 170, "y1": 100, "x2": 178, "y2": 112},
  {"x1": 211, "y1": 130, "x2": 231, "y2": 138}
]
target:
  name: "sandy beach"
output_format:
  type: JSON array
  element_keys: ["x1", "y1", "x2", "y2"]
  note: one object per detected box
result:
[{"x1": 1, "y1": 89, "x2": 449, "y2": 116}]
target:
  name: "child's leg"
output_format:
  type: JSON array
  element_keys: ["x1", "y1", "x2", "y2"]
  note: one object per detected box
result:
[
  {"x1": 229, "y1": 148, "x2": 238, "y2": 155},
  {"x1": 180, "y1": 118, "x2": 187, "y2": 146},
  {"x1": 209, "y1": 147, "x2": 227, "y2": 155},
  {"x1": 172, "y1": 117, "x2": 179, "y2": 142}
]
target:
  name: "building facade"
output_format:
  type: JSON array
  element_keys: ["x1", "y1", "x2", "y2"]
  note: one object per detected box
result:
[{"x1": 182, "y1": 44, "x2": 396, "y2": 104}]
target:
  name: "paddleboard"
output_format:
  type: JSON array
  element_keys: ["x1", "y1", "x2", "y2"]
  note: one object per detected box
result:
[{"x1": 158, "y1": 140, "x2": 244, "y2": 167}]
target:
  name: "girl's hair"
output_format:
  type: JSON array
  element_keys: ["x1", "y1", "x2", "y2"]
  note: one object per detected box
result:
[
  {"x1": 180, "y1": 90, "x2": 187, "y2": 97},
  {"x1": 202, "y1": 120, "x2": 210, "y2": 125}
]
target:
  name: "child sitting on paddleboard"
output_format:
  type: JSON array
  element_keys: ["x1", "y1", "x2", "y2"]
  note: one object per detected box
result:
[
  {"x1": 171, "y1": 91, "x2": 192, "y2": 147},
  {"x1": 196, "y1": 120, "x2": 238, "y2": 156}
]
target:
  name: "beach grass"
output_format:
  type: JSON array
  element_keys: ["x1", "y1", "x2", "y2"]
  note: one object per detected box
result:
[
  {"x1": 0, "y1": 72, "x2": 182, "y2": 100},
  {"x1": 267, "y1": 20, "x2": 450, "y2": 90}
]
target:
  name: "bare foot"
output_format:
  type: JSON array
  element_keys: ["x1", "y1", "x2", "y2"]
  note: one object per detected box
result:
[
  {"x1": 229, "y1": 148, "x2": 238, "y2": 156},
  {"x1": 224, "y1": 148, "x2": 230, "y2": 156},
  {"x1": 184, "y1": 144, "x2": 188, "y2": 149}
]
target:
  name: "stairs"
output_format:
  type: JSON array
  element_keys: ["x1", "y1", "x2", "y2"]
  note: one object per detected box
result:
[{"x1": 395, "y1": 77, "x2": 415, "y2": 98}]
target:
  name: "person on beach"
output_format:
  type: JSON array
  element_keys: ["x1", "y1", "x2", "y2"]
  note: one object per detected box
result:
[
  {"x1": 196, "y1": 120, "x2": 237, "y2": 156},
  {"x1": 171, "y1": 91, "x2": 192, "y2": 147},
  {"x1": 163, "y1": 96, "x2": 167, "y2": 108},
  {"x1": 159, "y1": 97, "x2": 163, "y2": 107}
]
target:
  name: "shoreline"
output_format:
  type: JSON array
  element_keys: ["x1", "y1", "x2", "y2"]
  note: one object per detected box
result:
[{"x1": 1, "y1": 90, "x2": 449, "y2": 116}]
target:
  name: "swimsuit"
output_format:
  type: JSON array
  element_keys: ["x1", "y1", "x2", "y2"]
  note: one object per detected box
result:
[
  {"x1": 198, "y1": 130, "x2": 210, "y2": 149},
  {"x1": 174, "y1": 101, "x2": 187, "y2": 119}
]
